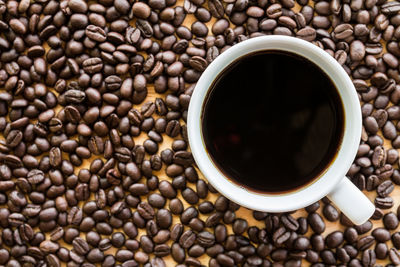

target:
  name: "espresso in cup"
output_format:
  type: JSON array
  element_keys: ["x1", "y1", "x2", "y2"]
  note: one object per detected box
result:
[{"x1": 201, "y1": 51, "x2": 345, "y2": 193}]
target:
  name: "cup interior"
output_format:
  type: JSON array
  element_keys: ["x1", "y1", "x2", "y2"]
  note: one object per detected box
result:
[{"x1": 187, "y1": 36, "x2": 362, "y2": 212}]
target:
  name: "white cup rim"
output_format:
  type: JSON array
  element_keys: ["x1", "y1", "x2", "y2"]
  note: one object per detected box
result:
[{"x1": 187, "y1": 35, "x2": 362, "y2": 212}]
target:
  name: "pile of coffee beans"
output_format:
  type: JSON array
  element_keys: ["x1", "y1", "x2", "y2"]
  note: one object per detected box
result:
[{"x1": 1, "y1": 0, "x2": 400, "y2": 265}]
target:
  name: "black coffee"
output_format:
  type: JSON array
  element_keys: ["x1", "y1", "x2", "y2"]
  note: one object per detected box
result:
[{"x1": 202, "y1": 50, "x2": 344, "y2": 193}]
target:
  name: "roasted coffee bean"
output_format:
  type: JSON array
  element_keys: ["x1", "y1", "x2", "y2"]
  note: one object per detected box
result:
[
  {"x1": 132, "y1": 2, "x2": 151, "y2": 19},
  {"x1": 292, "y1": 236, "x2": 309, "y2": 251},
  {"x1": 72, "y1": 237, "x2": 90, "y2": 255},
  {"x1": 372, "y1": 208, "x2": 384, "y2": 220},
  {"x1": 305, "y1": 202, "x2": 320, "y2": 213},
  {"x1": 311, "y1": 234, "x2": 325, "y2": 251},
  {"x1": 172, "y1": 243, "x2": 186, "y2": 263},
  {"x1": 377, "y1": 180, "x2": 394, "y2": 197},
  {"x1": 189, "y1": 56, "x2": 208, "y2": 71},
  {"x1": 217, "y1": 254, "x2": 234, "y2": 266},
  {"x1": 197, "y1": 231, "x2": 215, "y2": 247},
  {"x1": 170, "y1": 224, "x2": 184, "y2": 243},
  {"x1": 156, "y1": 209, "x2": 172, "y2": 229},
  {"x1": 40, "y1": 240, "x2": 60, "y2": 253},
  {"x1": 181, "y1": 187, "x2": 199, "y2": 204},
  {"x1": 125, "y1": 28, "x2": 141, "y2": 47},
  {"x1": 137, "y1": 19, "x2": 153, "y2": 38},
  {"x1": 68, "y1": 207, "x2": 83, "y2": 226},
  {"x1": 281, "y1": 214, "x2": 299, "y2": 231},
  {"x1": 65, "y1": 90, "x2": 86, "y2": 104},
  {"x1": 138, "y1": 202, "x2": 155, "y2": 220},
  {"x1": 375, "y1": 196, "x2": 394, "y2": 209},
  {"x1": 322, "y1": 204, "x2": 339, "y2": 221},
  {"x1": 27, "y1": 169, "x2": 45, "y2": 185},
  {"x1": 179, "y1": 230, "x2": 196, "y2": 248},
  {"x1": 382, "y1": 1, "x2": 400, "y2": 15},
  {"x1": 6, "y1": 130, "x2": 23, "y2": 148},
  {"x1": 355, "y1": 220, "x2": 373, "y2": 234},
  {"x1": 357, "y1": 236, "x2": 375, "y2": 250},
  {"x1": 372, "y1": 146, "x2": 386, "y2": 168},
  {"x1": 272, "y1": 227, "x2": 290, "y2": 246},
  {"x1": 326, "y1": 231, "x2": 344, "y2": 248},
  {"x1": 308, "y1": 213, "x2": 325, "y2": 234},
  {"x1": 390, "y1": 248, "x2": 400, "y2": 265},
  {"x1": 172, "y1": 176, "x2": 186, "y2": 192},
  {"x1": 85, "y1": 25, "x2": 106, "y2": 42},
  {"x1": 372, "y1": 228, "x2": 390, "y2": 242},
  {"x1": 296, "y1": 27, "x2": 316, "y2": 41},
  {"x1": 166, "y1": 120, "x2": 181, "y2": 137},
  {"x1": 375, "y1": 243, "x2": 388, "y2": 259},
  {"x1": 383, "y1": 212, "x2": 399, "y2": 229}
]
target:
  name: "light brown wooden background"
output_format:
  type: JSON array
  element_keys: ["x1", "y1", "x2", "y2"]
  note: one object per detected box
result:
[{"x1": 29, "y1": 0, "x2": 400, "y2": 266}]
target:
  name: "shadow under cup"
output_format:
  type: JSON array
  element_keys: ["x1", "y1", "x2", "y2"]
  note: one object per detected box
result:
[{"x1": 200, "y1": 49, "x2": 345, "y2": 194}]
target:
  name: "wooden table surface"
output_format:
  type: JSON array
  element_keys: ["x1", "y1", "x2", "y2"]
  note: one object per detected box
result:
[{"x1": 28, "y1": 0, "x2": 399, "y2": 266}]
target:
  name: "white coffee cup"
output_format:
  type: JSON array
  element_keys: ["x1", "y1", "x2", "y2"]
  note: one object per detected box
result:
[{"x1": 187, "y1": 35, "x2": 375, "y2": 225}]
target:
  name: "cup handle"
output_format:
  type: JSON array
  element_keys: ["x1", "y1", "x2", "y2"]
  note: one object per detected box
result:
[{"x1": 327, "y1": 177, "x2": 375, "y2": 225}]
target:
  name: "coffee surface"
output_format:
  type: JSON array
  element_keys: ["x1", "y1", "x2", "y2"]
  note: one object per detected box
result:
[{"x1": 202, "y1": 51, "x2": 344, "y2": 193}]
